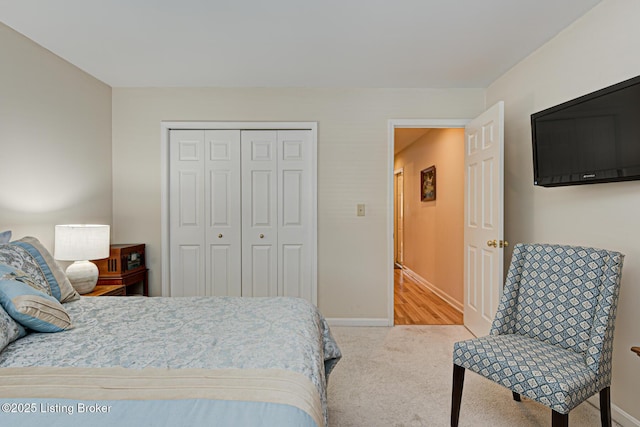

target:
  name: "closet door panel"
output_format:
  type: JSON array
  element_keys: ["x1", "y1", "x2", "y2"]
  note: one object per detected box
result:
[
  {"x1": 169, "y1": 130, "x2": 206, "y2": 296},
  {"x1": 250, "y1": 170, "x2": 273, "y2": 226},
  {"x1": 241, "y1": 131, "x2": 278, "y2": 297},
  {"x1": 176, "y1": 245, "x2": 203, "y2": 297},
  {"x1": 282, "y1": 244, "x2": 303, "y2": 298},
  {"x1": 205, "y1": 130, "x2": 241, "y2": 296},
  {"x1": 282, "y1": 170, "x2": 303, "y2": 226},
  {"x1": 277, "y1": 130, "x2": 312, "y2": 300},
  {"x1": 248, "y1": 245, "x2": 276, "y2": 297},
  {"x1": 209, "y1": 244, "x2": 232, "y2": 296}
]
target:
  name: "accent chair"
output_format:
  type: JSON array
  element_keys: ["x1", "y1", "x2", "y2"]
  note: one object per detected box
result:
[{"x1": 451, "y1": 243, "x2": 624, "y2": 427}]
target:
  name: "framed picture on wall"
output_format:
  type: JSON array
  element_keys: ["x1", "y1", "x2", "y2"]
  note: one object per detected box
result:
[{"x1": 421, "y1": 165, "x2": 436, "y2": 201}]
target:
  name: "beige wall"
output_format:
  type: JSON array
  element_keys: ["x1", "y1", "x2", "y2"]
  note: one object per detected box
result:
[
  {"x1": 0, "y1": 23, "x2": 112, "y2": 251},
  {"x1": 394, "y1": 129, "x2": 464, "y2": 306},
  {"x1": 486, "y1": 0, "x2": 640, "y2": 421},
  {"x1": 111, "y1": 88, "x2": 485, "y2": 317}
]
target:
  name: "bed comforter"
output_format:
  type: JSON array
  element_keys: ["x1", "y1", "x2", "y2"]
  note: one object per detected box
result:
[{"x1": 0, "y1": 296, "x2": 341, "y2": 427}]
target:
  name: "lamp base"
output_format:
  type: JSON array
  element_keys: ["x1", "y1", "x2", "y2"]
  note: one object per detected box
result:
[{"x1": 66, "y1": 260, "x2": 99, "y2": 294}]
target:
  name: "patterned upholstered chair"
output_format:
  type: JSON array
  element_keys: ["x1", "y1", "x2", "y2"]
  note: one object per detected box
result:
[{"x1": 451, "y1": 243, "x2": 624, "y2": 427}]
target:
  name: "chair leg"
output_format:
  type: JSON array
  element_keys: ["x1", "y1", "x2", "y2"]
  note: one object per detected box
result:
[
  {"x1": 552, "y1": 410, "x2": 568, "y2": 427},
  {"x1": 512, "y1": 391, "x2": 521, "y2": 401},
  {"x1": 600, "y1": 387, "x2": 612, "y2": 427},
  {"x1": 451, "y1": 364, "x2": 465, "y2": 427}
]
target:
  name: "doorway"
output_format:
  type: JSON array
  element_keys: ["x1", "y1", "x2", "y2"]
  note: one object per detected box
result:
[{"x1": 388, "y1": 120, "x2": 467, "y2": 325}]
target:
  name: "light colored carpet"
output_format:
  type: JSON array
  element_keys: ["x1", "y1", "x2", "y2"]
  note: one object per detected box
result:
[{"x1": 327, "y1": 326, "x2": 618, "y2": 427}]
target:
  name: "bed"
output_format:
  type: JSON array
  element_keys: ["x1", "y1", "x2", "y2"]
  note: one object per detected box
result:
[{"x1": 0, "y1": 236, "x2": 341, "y2": 427}]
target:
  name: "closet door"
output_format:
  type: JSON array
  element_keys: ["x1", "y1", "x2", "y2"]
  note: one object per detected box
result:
[
  {"x1": 169, "y1": 130, "x2": 206, "y2": 296},
  {"x1": 241, "y1": 131, "x2": 278, "y2": 297},
  {"x1": 278, "y1": 130, "x2": 313, "y2": 300},
  {"x1": 169, "y1": 126, "x2": 315, "y2": 302},
  {"x1": 204, "y1": 130, "x2": 242, "y2": 296}
]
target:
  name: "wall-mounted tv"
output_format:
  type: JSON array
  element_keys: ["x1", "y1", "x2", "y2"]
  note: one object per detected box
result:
[{"x1": 531, "y1": 74, "x2": 640, "y2": 187}]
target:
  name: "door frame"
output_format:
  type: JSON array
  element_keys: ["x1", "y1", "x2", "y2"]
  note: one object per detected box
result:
[
  {"x1": 387, "y1": 119, "x2": 469, "y2": 325},
  {"x1": 160, "y1": 121, "x2": 318, "y2": 303},
  {"x1": 393, "y1": 168, "x2": 404, "y2": 268}
]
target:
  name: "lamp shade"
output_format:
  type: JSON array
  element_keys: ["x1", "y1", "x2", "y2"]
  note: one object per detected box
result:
[{"x1": 54, "y1": 225, "x2": 110, "y2": 261}]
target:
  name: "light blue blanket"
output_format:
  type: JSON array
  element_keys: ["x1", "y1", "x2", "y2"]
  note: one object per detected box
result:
[{"x1": 0, "y1": 296, "x2": 341, "y2": 426}]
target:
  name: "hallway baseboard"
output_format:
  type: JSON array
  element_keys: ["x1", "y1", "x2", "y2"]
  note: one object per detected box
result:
[
  {"x1": 401, "y1": 267, "x2": 463, "y2": 314},
  {"x1": 327, "y1": 318, "x2": 391, "y2": 327}
]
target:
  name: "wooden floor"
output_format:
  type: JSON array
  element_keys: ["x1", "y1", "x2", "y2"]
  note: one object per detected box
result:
[{"x1": 394, "y1": 268, "x2": 463, "y2": 325}]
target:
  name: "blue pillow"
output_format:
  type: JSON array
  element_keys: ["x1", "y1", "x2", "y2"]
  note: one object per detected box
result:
[
  {"x1": 0, "y1": 231, "x2": 10, "y2": 244},
  {"x1": 0, "y1": 279, "x2": 73, "y2": 332}
]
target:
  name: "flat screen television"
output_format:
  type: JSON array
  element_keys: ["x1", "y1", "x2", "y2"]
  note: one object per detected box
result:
[{"x1": 531, "y1": 74, "x2": 640, "y2": 187}]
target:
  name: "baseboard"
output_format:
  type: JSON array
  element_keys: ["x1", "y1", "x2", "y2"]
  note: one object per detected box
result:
[
  {"x1": 326, "y1": 318, "x2": 391, "y2": 327},
  {"x1": 401, "y1": 267, "x2": 464, "y2": 313},
  {"x1": 588, "y1": 395, "x2": 640, "y2": 427}
]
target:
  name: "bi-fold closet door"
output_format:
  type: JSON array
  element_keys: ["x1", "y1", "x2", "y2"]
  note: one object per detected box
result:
[{"x1": 169, "y1": 129, "x2": 313, "y2": 301}]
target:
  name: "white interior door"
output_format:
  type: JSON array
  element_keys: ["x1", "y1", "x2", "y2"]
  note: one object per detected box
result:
[
  {"x1": 464, "y1": 101, "x2": 505, "y2": 337},
  {"x1": 241, "y1": 130, "x2": 278, "y2": 297},
  {"x1": 278, "y1": 130, "x2": 313, "y2": 300},
  {"x1": 205, "y1": 130, "x2": 242, "y2": 296},
  {"x1": 169, "y1": 130, "x2": 206, "y2": 296}
]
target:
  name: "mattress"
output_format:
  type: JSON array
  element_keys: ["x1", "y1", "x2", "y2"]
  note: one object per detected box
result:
[{"x1": 0, "y1": 296, "x2": 341, "y2": 426}]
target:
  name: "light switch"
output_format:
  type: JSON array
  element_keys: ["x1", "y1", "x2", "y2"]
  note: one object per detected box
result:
[{"x1": 357, "y1": 204, "x2": 365, "y2": 216}]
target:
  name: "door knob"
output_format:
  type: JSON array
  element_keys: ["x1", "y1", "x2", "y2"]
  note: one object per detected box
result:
[
  {"x1": 487, "y1": 240, "x2": 497, "y2": 248},
  {"x1": 218, "y1": 234, "x2": 223, "y2": 238},
  {"x1": 499, "y1": 240, "x2": 509, "y2": 248},
  {"x1": 259, "y1": 234, "x2": 264, "y2": 239}
]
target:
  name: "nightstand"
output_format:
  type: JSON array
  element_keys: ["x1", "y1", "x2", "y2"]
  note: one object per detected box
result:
[
  {"x1": 96, "y1": 269, "x2": 148, "y2": 296},
  {"x1": 93, "y1": 244, "x2": 148, "y2": 296},
  {"x1": 84, "y1": 285, "x2": 126, "y2": 297}
]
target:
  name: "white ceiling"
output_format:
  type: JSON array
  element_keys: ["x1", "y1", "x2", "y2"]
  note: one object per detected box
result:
[{"x1": 0, "y1": 0, "x2": 601, "y2": 88}]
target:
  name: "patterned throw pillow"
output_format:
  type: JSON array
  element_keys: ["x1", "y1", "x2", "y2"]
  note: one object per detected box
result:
[
  {"x1": 0, "y1": 264, "x2": 51, "y2": 296},
  {"x1": 0, "y1": 300, "x2": 26, "y2": 352},
  {"x1": 0, "y1": 237, "x2": 80, "y2": 303},
  {"x1": 0, "y1": 279, "x2": 73, "y2": 333}
]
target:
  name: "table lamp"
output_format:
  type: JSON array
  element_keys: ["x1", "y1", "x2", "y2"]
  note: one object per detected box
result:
[{"x1": 54, "y1": 224, "x2": 110, "y2": 294}]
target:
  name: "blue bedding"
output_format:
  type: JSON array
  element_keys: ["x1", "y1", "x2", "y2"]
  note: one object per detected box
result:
[
  {"x1": 0, "y1": 296, "x2": 341, "y2": 426},
  {"x1": 0, "y1": 398, "x2": 318, "y2": 427}
]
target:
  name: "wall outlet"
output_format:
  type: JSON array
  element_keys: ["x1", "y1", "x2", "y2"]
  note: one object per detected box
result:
[{"x1": 357, "y1": 204, "x2": 365, "y2": 216}]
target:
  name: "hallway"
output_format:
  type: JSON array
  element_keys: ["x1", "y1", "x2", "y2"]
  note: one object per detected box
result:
[{"x1": 394, "y1": 269, "x2": 463, "y2": 325}]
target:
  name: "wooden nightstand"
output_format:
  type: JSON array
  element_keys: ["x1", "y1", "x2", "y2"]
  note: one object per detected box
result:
[
  {"x1": 84, "y1": 285, "x2": 126, "y2": 297},
  {"x1": 96, "y1": 269, "x2": 148, "y2": 296},
  {"x1": 93, "y1": 244, "x2": 148, "y2": 296}
]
